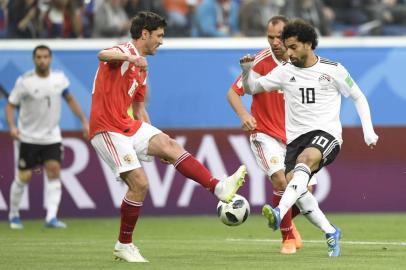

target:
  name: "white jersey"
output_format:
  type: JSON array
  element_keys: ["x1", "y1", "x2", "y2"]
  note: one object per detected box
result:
[
  {"x1": 245, "y1": 57, "x2": 361, "y2": 144},
  {"x1": 8, "y1": 69, "x2": 70, "y2": 144}
]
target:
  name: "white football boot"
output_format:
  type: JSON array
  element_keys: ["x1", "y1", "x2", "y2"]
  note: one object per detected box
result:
[
  {"x1": 215, "y1": 165, "x2": 247, "y2": 203},
  {"x1": 113, "y1": 241, "x2": 149, "y2": 263}
]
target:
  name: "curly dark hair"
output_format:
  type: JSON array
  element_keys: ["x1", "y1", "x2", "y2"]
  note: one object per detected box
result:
[
  {"x1": 282, "y1": 19, "x2": 318, "y2": 50},
  {"x1": 130, "y1": 11, "x2": 167, "y2": 40}
]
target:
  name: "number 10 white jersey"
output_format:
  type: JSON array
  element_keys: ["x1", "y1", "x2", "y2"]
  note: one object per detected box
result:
[{"x1": 253, "y1": 57, "x2": 361, "y2": 144}]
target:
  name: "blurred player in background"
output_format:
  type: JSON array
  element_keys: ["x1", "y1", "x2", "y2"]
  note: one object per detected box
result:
[
  {"x1": 228, "y1": 15, "x2": 306, "y2": 255},
  {"x1": 240, "y1": 19, "x2": 379, "y2": 257},
  {"x1": 89, "y1": 11, "x2": 246, "y2": 263},
  {"x1": 6, "y1": 45, "x2": 89, "y2": 229}
]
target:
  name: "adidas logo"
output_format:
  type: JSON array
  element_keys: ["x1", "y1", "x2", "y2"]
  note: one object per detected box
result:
[{"x1": 289, "y1": 76, "x2": 296, "y2": 82}]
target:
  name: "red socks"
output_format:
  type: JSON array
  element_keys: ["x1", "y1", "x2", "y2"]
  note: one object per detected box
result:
[
  {"x1": 174, "y1": 152, "x2": 219, "y2": 193},
  {"x1": 118, "y1": 197, "x2": 142, "y2": 244},
  {"x1": 291, "y1": 204, "x2": 301, "y2": 219},
  {"x1": 272, "y1": 190, "x2": 295, "y2": 241}
]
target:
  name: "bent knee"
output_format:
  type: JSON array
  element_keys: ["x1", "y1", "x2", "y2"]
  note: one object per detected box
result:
[
  {"x1": 44, "y1": 161, "x2": 61, "y2": 179},
  {"x1": 138, "y1": 181, "x2": 149, "y2": 193},
  {"x1": 296, "y1": 153, "x2": 320, "y2": 169},
  {"x1": 270, "y1": 171, "x2": 287, "y2": 190},
  {"x1": 18, "y1": 170, "x2": 32, "y2": 183}
]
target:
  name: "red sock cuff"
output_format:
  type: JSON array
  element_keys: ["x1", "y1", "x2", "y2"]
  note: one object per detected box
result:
[{"x1": 119, "y1": 198, "x2": 142, "y2": 244}]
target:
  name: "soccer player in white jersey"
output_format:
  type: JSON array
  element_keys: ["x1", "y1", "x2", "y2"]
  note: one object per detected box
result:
[
  {"x1": 240, "y1": 19, "x2": 379, "y2": 257},
  {"x1": 228, "y1": 15, "x2": 308, "y2": 254},
  {"x1": 6, "y1": 45, "x2": 89, "y2": 229}
]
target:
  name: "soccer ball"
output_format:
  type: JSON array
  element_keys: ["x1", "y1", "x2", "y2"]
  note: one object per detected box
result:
[{"x1": 217, "y1": 194, "x2": 250, "y2": 226}]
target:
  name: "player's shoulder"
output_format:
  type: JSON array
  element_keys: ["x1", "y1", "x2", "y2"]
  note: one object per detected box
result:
[
  {"x1": 113, "y1": 42, "x2": 133, "y2": 55},
  {"x1": 317, "y1": 56, "x2": 347, "y2": 75},
  {"x1": 50, "y1": 69, "x2": 68, "y2": 78},
  {"x1": 319, "y1": 57, "x2": 339, "y2": 66},
  {"x1": 51, "y1": 69, "x2": 66, "y2": 75},
  {"x1": 19, "y1": 70, "x2": 36, "y2": 80},
  {"x1": 253, "y1": 48, "x2": 273, "y2": 63}
]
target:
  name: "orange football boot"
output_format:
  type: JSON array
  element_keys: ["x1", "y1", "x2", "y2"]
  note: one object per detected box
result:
[{"x1": 292, "y1": 222, "x2": 303, "y2": 249}]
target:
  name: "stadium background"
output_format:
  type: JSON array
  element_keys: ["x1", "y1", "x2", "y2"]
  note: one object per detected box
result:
[{"x1": 0, "y1": 37, "x2": 405, "y2": 219}]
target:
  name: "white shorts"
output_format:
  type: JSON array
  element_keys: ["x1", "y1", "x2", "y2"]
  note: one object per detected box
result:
[
  {"x1": 250, "y1": 132, "x2": 286, "y2": 177},
  {"x1": 90, "y1": 122, "x2": 162, "y2": 177},
  {"x1": 250, "y1": 132, "x2": 317, "y2": 186}
]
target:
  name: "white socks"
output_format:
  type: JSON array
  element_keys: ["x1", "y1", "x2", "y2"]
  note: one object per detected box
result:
[
  {"x1": 9, "y1": 178, "x2": 26, "y2": 220},
  {"x1": 278, "y1": 163, "x2": 311, "y2": 218},
  {"x1": 296, "y1": 191, "x2": 335, "y2": 234},
  {"x1": 45, "y1": 179, "x2": 62, "y2": 222}
]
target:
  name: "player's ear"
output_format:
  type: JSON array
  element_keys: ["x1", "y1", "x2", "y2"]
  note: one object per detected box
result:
[{"x1": 141, "y1": 29, "x2": 149, "y2": 40}]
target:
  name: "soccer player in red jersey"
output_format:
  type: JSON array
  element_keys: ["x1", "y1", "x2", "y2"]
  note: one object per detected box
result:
[
  {"x1": 227, "y1": 16, "x2": 314, "y2": 254},
  {"x1": 89, "y1": 11, "x2": 246, "y2": 263}
]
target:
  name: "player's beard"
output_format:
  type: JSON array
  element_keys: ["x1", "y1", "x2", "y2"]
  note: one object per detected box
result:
[
  {"x1": 290, "y1": 56, "x2": 305, "y2": 68},
  {"x1": 36, "y1": 64, "x2": 49, "y2": 76}
]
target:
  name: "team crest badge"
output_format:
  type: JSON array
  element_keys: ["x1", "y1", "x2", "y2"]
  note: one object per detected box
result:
[
  {"x1": 123, "y1": 154, "x2": 134, "y2": 164},
  {"x1": 19, "y1": 159, "x2": 26, "y2": 169},
  {"x1": 318, "y1": 74, "x2": 332, "y2": 87},
  {"x1": 270, "y1": 156, "x2": 279, "y2": 164}
]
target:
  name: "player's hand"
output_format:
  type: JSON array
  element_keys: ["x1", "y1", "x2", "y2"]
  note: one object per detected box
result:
[
  {"x1": 127, "y1": 55, "x2": 148, "y2": 70},
  {"x1": 240, "y1": 114, "x2": 257, "y2": 131},
  {"x1": 239, "y1": 54, "x2": 255, "y2": 64},
  {"x1": 365, "y1": 133, "x2": 379, "y2": 149},
  {"x1": 9, "y1": 127, "x2": 20, "y2": 140}
]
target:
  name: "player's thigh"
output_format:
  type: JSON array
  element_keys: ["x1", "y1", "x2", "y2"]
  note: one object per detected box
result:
[
  {"x1": 91, "y1": 132, "x2": 141, "y2": 177},
  {"x1": 138, "y1": 123, "x2": 183, "y2": 160},
  {"x1": 41, "y1": 143, "x2": 63, "y2": 179},
  {"x1": 120, "y1": 167, "x2": 149, "y2": 192},
  {"x1": 250, "y1": 132, "x2": 286, "y2": 177},
  {"x1": 18, "y1": 142, "x2": 42, "y2": 172},
  {"x1": 303, "y1": 130, "x2": 340, "y2": 173},
  {"x1": 286, "y1": 130, "x2": 340, "y2": 175}
]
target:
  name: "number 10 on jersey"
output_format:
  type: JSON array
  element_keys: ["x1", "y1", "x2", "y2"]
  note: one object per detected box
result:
[{"x1": 299, "y1": 87, "x2": 315, "y2": 104}]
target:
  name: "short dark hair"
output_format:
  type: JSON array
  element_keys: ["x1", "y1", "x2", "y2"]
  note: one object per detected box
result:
[
  {"x1": 130, "y1": 11, "x2": 167, "y2": 39},
  {"x1": 268, "y1": 15, "x2": 288, "y2": 26},
  {"x1": 282, "y1": 19, "x2": 318, "y2": 50},
  {"x1": 33, "y1": 45, "x2": 52, "y2": 58}
]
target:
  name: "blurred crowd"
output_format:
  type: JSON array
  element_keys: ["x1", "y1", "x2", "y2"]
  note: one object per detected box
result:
[{"x1": 1, "y1": 0, "x2": 406, "y2": 39}]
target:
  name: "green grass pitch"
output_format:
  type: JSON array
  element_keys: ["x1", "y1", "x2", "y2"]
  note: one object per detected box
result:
[{"x1": 1, "y1": 214, "x2": 405, "y2": 270}]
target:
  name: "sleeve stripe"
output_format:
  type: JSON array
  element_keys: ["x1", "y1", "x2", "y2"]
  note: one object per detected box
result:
[{"x1": 112, "y1": 46, "x2": 125, "y2": 53}]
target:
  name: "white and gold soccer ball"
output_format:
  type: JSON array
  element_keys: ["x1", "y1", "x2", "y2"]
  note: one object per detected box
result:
[{"x1": 217, "y1": 194, "x2": 250, "y2": 226}]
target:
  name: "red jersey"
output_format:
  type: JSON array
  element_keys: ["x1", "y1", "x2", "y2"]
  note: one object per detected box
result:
[
  {"x1": 89, "y1": 42, "x2": 147, "y2": 139},
  {"x1": 232, "y1": 48, "x2": 286, "y2": 144}
]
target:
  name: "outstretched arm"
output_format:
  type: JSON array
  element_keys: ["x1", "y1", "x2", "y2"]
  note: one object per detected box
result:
[
  {"x1": 350, "y1": 90, "x2": 379, "y2": 148},
  {"x1": 64, "y1": 93, "x2": 89, "y2": 139},
  {"x1": 240, "y1": 55, "x2": 265, "y2": 95},
  {"x1": 240, "y1": 55, "x2": 282, "y2": 95},
  {"x1": 97, "y1": 49, "x2": 147, "y2": 70}
]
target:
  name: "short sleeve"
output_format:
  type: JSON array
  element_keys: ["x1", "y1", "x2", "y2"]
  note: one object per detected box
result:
[
  {"x1": 231, "y1": 76, "x2": 244, "y2": 96},
  {"x1": 133, "y1": 85, "x2": 146, "y2": 102},
  {"x1": 61, "y1": 72, "x2": 70, "y2": 90},
  {"x1": 8, "y1": 77, "x2": 25, "y2": 105},
  {"x1": 257, "y1": 66, "x2": 284, "y2": 92}
]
